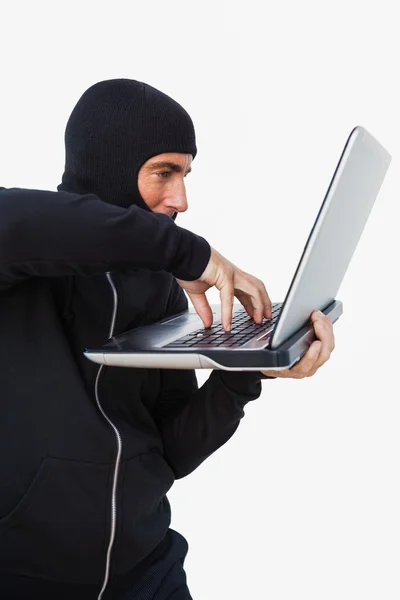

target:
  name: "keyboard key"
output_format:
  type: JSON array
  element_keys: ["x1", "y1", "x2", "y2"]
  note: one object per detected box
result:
[{"x1": 164, "y1": 303, "x2": 282, "y2": 349}]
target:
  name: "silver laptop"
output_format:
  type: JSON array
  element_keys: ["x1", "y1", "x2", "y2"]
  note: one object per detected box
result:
[{"x1": 84, "y1": 126, "x2": 391, "y2": 371}]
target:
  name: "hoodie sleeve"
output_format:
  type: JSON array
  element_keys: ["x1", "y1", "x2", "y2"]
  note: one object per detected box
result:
[
  {"x1": 154, "y1": 368, "x2": 271, "y2": 479},
  {"x1": 0, "y1": 187, "x2": 211, "y2": 291},
  {"x1": 153, "y1": 282, "x2": 275, "y2": 479}
]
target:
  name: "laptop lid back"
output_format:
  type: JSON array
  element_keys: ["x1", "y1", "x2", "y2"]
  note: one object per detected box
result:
[{"x1": 270, "y1": 126, "x2": 391, "y2": 349}]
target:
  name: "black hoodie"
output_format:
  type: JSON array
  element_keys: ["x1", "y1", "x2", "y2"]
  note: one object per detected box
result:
[{"x1": 0, "y1": 81, "x2": 268, "y2": 600}]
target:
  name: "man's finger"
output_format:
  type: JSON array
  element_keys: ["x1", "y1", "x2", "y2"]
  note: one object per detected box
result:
[
  {"x1": 306, "y1": 349, "x2": 331, "y2": 377},
  {"x1": 243, "y1": 296, "x2": 265, "y2": 324},
  {"x1": 235, "y1": 292, "x2": 255, "y2": 320},
  {"x1": 306, "y1": 331, "x2": 333, "y2": 376},
  {"x1": 220, "y1": 283, "x2": 235, "y2": 332},
  {"x1": 248, "y1": 287, "x2": 272, "y2": 322},
  {"x1": 294, "y1": 340, "x2": 322, "y2": 377},
  {"x1": 312, "y1": 316, "x2": 335, "y2": 351},
  {"x1": 263, "y1": 303, "x2": 273, "y2": 320},
  {"x1": 252, "y1": 299, "x2": 269, "y2": 324},
  {"x1": 243, "y1": 283, "x2": 272, "y2": 322},
  {"x1": 259, "y1": 284, "x2": 273, "y2": 320},
  {"x1": 237, "y1": 293, "x2": 271, "y2": 323},
  {"x1": 311, "y1": 311, "x2": 333, "y2": 336},
  {"x1": 187, "y1": 292, "x2": 213, "y2": 329}
]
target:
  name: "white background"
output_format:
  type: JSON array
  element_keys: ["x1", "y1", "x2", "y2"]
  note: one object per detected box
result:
[{"x1": 1, "y1": 1, "x2": 399, "y2": 598}]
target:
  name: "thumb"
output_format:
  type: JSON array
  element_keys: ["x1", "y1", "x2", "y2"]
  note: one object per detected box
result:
[{"x1": 187, "y1": 292, "x2": 213, "y2": 329}]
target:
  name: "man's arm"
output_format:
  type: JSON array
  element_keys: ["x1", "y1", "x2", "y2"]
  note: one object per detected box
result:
[
  {"x1": 0, "y1": 186, "x2": 210, "y2": 291},
  {"x1": 154, "y1": 367, "x2": 270, "y2": 479},
  {"x1": 153, "y1": 281, "x2": 274, "y2": 479},
  {"x1": 0, "y1": 187, "x2": 273, "y2": 331}
]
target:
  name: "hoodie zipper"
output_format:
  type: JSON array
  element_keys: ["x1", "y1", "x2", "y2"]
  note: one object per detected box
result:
[{"x1": 96, "y1": 272, "x2": 122, "y2": 600}]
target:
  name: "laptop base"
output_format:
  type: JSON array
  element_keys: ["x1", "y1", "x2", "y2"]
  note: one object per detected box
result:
[{"x1": 84, "y1": 300, "x2": 343, "y2": 371}]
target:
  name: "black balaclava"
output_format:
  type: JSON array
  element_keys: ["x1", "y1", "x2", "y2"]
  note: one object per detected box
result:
[{"x1": 57, "y1": 79, "x2": 197, "y2": 219}]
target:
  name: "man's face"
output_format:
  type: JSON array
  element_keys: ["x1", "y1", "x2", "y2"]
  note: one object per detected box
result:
[{"x1": 138, "y1": 152, "x2": 192, "y2": 217}]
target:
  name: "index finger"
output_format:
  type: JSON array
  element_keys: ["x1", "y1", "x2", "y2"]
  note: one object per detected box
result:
[
  {"x1": 260, "y1": 284, "x2": 272, "y2": 321},
  {"x1": 220, "y1": 282, "x2": 235, "y2": 332}
]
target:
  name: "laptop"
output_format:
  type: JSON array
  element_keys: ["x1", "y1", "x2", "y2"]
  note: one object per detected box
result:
[{"x1": 84, "y1": 126, "x2": 391, "y2": 371}]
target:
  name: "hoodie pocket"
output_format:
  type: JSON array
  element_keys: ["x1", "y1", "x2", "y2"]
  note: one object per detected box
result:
[{"x1": 0, "y1": 457, "x2": 111, "y2": 584}]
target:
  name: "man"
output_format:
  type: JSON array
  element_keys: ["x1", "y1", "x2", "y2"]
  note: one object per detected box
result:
[{"x1": 0, "y1": 79, "x2": 334, "y2": 600}]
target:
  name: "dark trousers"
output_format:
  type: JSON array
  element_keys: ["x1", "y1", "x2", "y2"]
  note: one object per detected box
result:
[
  {"x1": 0, "y1": 529, "x2": 193, "y2": 600},
  {"x1": 119, "y1": 529, "x2": 193, "y2": 600}
]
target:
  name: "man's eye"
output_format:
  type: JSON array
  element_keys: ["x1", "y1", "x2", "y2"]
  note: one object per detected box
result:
[{"x1": 156, "y1": 172, "x2": 171, "y2": 179}]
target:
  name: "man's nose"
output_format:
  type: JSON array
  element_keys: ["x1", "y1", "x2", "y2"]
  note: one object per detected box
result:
[{"x1": 168, "y1": 179, "x2": 188, "y2": 212}]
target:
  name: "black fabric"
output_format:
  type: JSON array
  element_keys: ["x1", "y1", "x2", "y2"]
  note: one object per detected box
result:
[
  {"x1": 57, "y1": 78, "x2": 197, "y2": 212},
  {"x1": 0, "y1": 184, "x2": 266, "y2": 595},
  {"x1": 0, "y1": 79, "x2": 268, "y2": 597},
  {"x1": 0, "y1": 187, "x2": 210, "y2": 283},
  {"x1": 0, "y1": 531, "x2": 171, "y2": 600},
  {"x1": 118, "y1": 529, "x2": 192, "y2": 600},
  {"x1": 0, "y1": 529, "x2": 191, "y2": 600}
]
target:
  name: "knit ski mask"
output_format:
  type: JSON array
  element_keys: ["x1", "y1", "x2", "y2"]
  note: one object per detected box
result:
[{"x1": 57, "y1": 79, "x2": 197, "y2": 220}]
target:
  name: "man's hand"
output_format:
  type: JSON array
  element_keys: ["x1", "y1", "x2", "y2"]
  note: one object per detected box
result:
[
  {"x1": 176, "y1": 247, "x2": 272, "y2": 332},
  {"x1": 261, "y1": 310, "x2": 335, "y2": 379}
]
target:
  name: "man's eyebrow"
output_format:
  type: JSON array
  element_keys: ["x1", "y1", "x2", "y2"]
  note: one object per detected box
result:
[{"x1": 149, "y1": 161, "x2": 192, "y2": 174}]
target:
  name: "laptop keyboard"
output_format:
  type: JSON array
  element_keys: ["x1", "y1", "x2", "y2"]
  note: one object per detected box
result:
[{"x1": 164, "y1": 303, "x2": 282, "y2": 349}]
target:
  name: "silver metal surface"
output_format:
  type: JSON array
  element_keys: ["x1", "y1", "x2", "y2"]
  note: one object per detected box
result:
[
  {"x1": 85, "y1": 352, "x2": 291, "y2": 370},
  {"x1": 86, "y1": 351, "x2": 203, "y2": 369},
  {"x1": 198, "y1": 355, "x2": 292, "y2": 370},
  {"x1": 270, "y1": 126, "x2": 391, "y2": 348}
]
